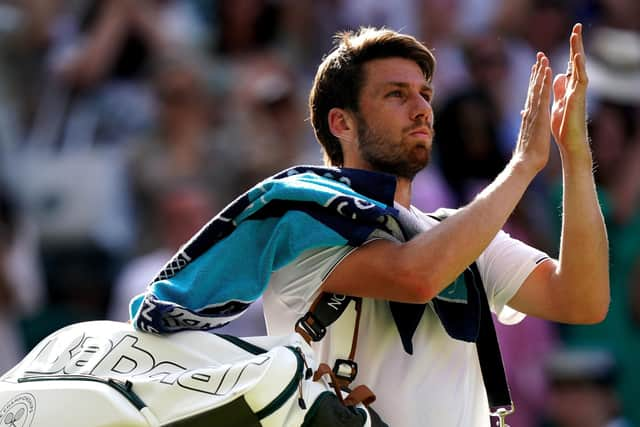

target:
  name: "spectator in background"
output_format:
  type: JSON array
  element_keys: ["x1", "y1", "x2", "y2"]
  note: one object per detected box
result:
[
  {"x1": 491, "y1": 0, "x2": 574, "y2": 159},
  {"x1": 127, "y1": 54, "x2": 236, "y2": 251},
  {"x1": 276, "y1": 0, "x2": 344, "y2": 77},
  {"x1": 0, "y1": 186, "x2": 44, "y2": 373},
  {"x1": 108, "y1": 183, "x2": 266, "y2": 336},
  {"x1": 0, "y1": 5, "x2": 636, "y2": 422},
  {"x1": 217, "y1": 54, "x2": 311, "y2": 190},
  {"x1": 210, "y1": 0, "x2": 282, "y2": 58},
  {"x1": 444, "y1": 30, "x2": 555, "y2": 250},
  {"x1": 542, "y1": 349, "x2": 632, "y2": 427},
  {"x1": 0, "y1": 0, "x2": 66, "y2": 145},
  {"x1": 430, "y1": 34, "x2": 515, "y2": 206},
  {"x1": 546, "y1": 26, "x2": 640, "y2": 424},
  {"x1": 548, "y1": 98, "x2": 640, "y2": 425},
  {"x1": 591, "y1": 0, "x2": 640, "y2": 31},
  {"x1": 0, "y1": 193, "x2": 16, "y2": 373},
  {"x1": 197, "y1": 0, "x2": 315, "y2": 188},
  {"x1": 494, "y1": 305, "x2": 559, "y2": 427},
  {"x1": 49, "y1": 0, "x2": 167, "y2": 143},
  {"x1": 108, "y1": 183, "x2": 218, "y2": 322},
  {"x1": 337, "y1": 0, "x2": 419, "y2": 43},
  {"x1": 3, "y1": 0, "x2": 203, "y2": 352},
  {"x1": 434, "y1": 86, "x2": 508, "y2": 205},
  {"x1": 416, "y1": 0, "x2": 470, "y2": 106}
]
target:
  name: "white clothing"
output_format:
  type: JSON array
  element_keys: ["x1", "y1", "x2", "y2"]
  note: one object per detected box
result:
[{"x1": 263, "y1": 206, "x2": 549, "y2": 426}]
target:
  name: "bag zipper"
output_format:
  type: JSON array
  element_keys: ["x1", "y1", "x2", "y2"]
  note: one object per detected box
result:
[{"x1": 18, "y1": 374, "x2": 147, "y2": 410}]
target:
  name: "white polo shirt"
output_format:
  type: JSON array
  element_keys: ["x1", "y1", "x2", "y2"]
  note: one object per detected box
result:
[{"x1": 262, "y1": 206, "x2": 549, "y2": 426}]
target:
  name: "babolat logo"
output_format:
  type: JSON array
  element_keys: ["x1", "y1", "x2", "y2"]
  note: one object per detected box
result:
[
  {"x1": 16, "y1": 329, "x2": 270, "y2": 397},
  {"x1": 0, "y1": 393, "x2": 36, "y2": 427}
]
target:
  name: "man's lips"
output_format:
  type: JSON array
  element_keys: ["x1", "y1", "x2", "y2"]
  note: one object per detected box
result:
[{"x1": 408, "y1": 128, "x2": 433, "y2": 138}]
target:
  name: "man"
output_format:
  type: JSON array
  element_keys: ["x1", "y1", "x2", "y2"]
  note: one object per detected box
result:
[
  {"x1": 261, "y1": 23, "x2": 608, "y2": 425},
  {"x1": 129, "y1": 23, "x2": 608, "y2": 426}
]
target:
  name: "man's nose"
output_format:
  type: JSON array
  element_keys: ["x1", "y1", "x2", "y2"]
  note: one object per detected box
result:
[{"x1": 411, "y1": 94, "x2": 432, "y2": 121}]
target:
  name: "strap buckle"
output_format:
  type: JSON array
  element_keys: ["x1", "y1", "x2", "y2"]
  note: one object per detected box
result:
[
  {"x1": 332, "y1": 358, "x2": 358, "y2": 384},
  {"x1": 295, "y1": 312, "x2": 326, "y2": 342},
  {"x1": 490, "y1": 405, "x2": 514, "y2": 427}
]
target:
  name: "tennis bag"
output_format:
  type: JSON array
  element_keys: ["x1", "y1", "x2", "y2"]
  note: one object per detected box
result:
[{"x1": 0, "y1": 320, "x2": 387, "y2": 427}]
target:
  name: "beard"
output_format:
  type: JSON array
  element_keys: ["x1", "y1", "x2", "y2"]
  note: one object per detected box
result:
[{"x1": 355, "y1": 114, "x2": 432, "y2": 180}]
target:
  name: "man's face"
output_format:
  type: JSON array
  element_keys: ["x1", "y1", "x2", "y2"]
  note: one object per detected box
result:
[{"x1": 353, "y1": 57, "x2": 434, "y2": 179}]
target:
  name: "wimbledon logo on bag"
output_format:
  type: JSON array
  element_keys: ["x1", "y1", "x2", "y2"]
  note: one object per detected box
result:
[
  {"x1": 0, "y1": 393, "x2": 36, "y2": 427},
  {"x1": 13, "y1": 329, "x2": 270, "y2": 397}
]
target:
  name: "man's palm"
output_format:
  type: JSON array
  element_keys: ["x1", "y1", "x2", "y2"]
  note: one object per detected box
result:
[{"x1": 551, "y1": 24, "x2": 589, "y2": 153}]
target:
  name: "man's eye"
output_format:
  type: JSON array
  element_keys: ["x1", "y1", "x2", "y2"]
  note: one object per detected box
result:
[{"x1": 387, "y1": 90, "x2": 403, "y2": 98}]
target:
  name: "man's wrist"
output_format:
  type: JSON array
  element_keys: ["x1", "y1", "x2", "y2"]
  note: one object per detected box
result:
[
  {"x1": 508, "y1": 155, "x2": 542, "y2": 183},
  {"x1": 558, "y1": 140, "x2": 593, "y2": 171}
]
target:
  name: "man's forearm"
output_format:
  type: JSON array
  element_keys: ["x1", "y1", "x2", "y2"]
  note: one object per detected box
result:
[
  {"x1": 398, "y1": 53, "x2": 553, "y2": 299},
  {"x1": 554, "y1": 150, "x2": 610, "y2": 322},
  {"x1": 400, "y1": 158, "x2": 537, "y2": 298}
]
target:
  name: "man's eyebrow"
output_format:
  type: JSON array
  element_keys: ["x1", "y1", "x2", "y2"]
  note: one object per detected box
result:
[{"x1": 380, "y1": 81, "x2": 433, "y2": 92}]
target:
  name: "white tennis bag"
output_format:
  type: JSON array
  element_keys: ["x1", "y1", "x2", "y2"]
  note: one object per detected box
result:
[{"x1": 0, "y1": 321, "x2": 386, "y2": 427}]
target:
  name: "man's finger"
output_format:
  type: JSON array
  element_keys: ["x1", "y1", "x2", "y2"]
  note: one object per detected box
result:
[
  {"x1": 534, "y1": 56, "x2": 549, "y2": 103},
  {"x1": 541, "y1": 66, "x2": 552, "y2": 108},
  {"x1": 552, "y1": 73, "x2": 566, "y2": 102},
  {"x1": 524, "y1": 57, "x2": 540, "y2": 112},
  {"x1": 574, "y1": 23, "x2": 585, "y2": 58},
  {"x1": 567, "y1": 24, "x2": 583, "y2": 77},
  {"x1": 575, "y1": 53, "x2": 588, "y2": 85}
]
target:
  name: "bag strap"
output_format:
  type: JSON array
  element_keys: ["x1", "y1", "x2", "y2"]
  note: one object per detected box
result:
[
  {"x1": 427, "y1": 211, "x2": 513, "y2": 412},
  {"x1": 470, "y1": 262, "x2": 513, "y2": 412},
  {"x1": 296, "y1": 210, "x2": 513, "y2": 411},
  {"x1": 295, "y1": 293, "x2": 363, "y2": 388}
]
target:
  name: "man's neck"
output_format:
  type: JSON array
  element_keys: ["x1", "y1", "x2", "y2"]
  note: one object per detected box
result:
[
  {"x1": 340, "y1": 158, "x2": 413, "y2": 207},
  {"x1": 394, "y1": 177, "x2": 412, "y2": 208}
]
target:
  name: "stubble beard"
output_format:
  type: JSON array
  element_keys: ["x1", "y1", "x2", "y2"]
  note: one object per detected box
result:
[{"x1": 355, "y1": 114, "x2": 431, "y2": 180}]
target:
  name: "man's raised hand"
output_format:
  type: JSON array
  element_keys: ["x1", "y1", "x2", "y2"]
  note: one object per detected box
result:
[
  {"x1": 514, "y1": 51, "x2": 553, "y2": 175},
  {"x1": 551, "y1": 23, "x2": 590, "y2": 160}
]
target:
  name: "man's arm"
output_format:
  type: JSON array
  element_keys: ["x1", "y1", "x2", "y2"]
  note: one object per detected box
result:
[
  {"x1": 324, "y1": 25, "x2": 609, "y2": 326},
  {"x1": 508, "y1": 24, "x2": 610, "y2": 324},
  {"x1": 321, "y1": 53, "x2": 554, "y2": 304}
]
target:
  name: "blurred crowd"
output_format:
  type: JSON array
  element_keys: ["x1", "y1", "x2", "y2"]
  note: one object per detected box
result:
[{"x1": 0, "y1": 0, "x2": 639, "y2": 426}]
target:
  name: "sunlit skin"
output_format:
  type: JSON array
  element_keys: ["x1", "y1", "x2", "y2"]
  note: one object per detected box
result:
[
  {"x1": 551, "y1": 24, "x2": 590, "y2": 160},
  {"x1": 322, "y1": 24, "x2": 609, "y2": 327},
  {"x1": 328, "y1": 57, "x2": 435, "y2": 207},
  {"x1": 509, "y1": 23, "x2": 609, "y2": 323}
]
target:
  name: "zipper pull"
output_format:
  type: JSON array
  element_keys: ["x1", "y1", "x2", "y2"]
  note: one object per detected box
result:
[
  {"x1": 296, "y1": 346, "x2": 313, "y2": 380},
  {"x1": 295, "y1": 347, "x2": 310, "y2": 409},
  {"x1": 298, "y1": 389, "x2": 307, "y2": 409}
]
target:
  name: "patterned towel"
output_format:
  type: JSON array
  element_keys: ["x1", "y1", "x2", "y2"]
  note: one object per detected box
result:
[{"x1": 130, "y1": 166, "x2": 482, "y2": 354}]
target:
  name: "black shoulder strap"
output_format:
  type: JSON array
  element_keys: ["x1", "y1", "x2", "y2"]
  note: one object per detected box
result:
[
  {"x1": 295, "y1": 293, "x2": 356, "y2": 342},
  {"x1": 469, "y1": 263, "x2": 513, "y2": 410},
  {"x1": 295, "y1": 210, "x2": 513, "y2": 412},
  {"x1": 295, "y1": 293, "x2": 362, "y2": 387},
  {"x1": 428, "y1": 212, "x2": 513, "y2": 411}
]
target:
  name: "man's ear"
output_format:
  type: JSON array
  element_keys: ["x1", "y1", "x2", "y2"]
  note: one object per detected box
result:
[{"x1": 328, "y1": 107, "x2": 356, "y2": 143}]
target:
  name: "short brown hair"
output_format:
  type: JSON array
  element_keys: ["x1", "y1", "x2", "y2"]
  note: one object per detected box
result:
[{"x1": 309, "y1": 27, "x2": 436, "y2": 166}]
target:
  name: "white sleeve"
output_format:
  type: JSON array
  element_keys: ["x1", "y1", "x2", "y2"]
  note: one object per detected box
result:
[
  {"x1": 477, "y1": 230, "x2": 551, "y2": 325},
  {"x1": 267, "y1": 245, "x2": 358, "y2": 316}
]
